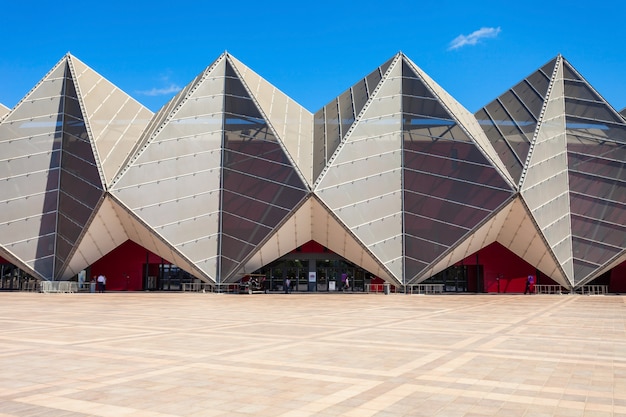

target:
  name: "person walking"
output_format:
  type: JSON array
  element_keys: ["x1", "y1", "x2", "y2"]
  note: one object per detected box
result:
[
  {"x1": 524, "y1": 275, "x2": 534, "y2": 294},
  {"x1": 284, "y1": 277, "x2": 291, "y2": 294}
]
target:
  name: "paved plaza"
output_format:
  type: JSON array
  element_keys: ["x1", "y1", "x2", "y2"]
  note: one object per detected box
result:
[{"x1": 0, "y1": 292, "x2": 625, "y2": 417}]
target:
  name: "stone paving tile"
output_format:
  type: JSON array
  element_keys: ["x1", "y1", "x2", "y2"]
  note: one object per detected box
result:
[{"x1": 1, "y1": 292, "x2": 625, "y2": 416}]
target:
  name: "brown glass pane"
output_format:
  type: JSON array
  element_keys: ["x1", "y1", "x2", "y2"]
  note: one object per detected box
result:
[
  {"x1": 571, "y1": 214, "x2": 626, "y2": 248},
  {"x1": 365, "y1": 68, "x2": 382, "y2": 94},
  {"x1": 570, "y1": 193, "x2": 626, "y2": 225},
  {"x1": 221, "y1": 212, "x2": 271, "y2": 246},
  {"x1": 511, "y1": 79, "x2": 544, "y2": 118},
  {"x1": 59, "y1": 171, "x2": 101, "y2": 209},
  {"x1": 222, "y1": 191, "x2": 290, "y2": 227},
  {"x1": 404, "y1": 233, "x2": 448, "y2": 263},
  {"x1": 352, "y1": 80, "x2": 369, "y2": 117},
  {"x1": 572, "y1": 237, "x2": 621, "y2": 268},
  {"x1": 526, "y1": 70, "x2": 551, "y2": 99},
  {"x1": 379, "y1": 56, "x2": 394, "y2": 77},
  {"x1": 404, "y1": 256, "x2": 428, "y2": 280},
  {"x1": 540, "y1": 57, "x2": 558, "y2": 79},
  {"x1": 219, "y1": 255, "x2": 239, "y2": 281},
  {"x1": 220, "y1": 234, "x2": 255, "y2": 265},
  {"x1": 402, "y1": 62, "x2": 434, "y2": 98},
  {"x1": 222, "y1": 171, "x2": 306, "y2": 209},
  {"x1": 562, "y1": 61, "x2": 581, "y2": 81},
  {"x1": 568, "y1": 152, "x2": 626, "y2": 181},
  {"x1": 39, "y1": 211, "x2": 57, "y2": 235},
  {"x1": 404, "y1": 169, "x2": 512, "y2": 211},
  {"x1": 475, "y1": 109, "x2": 523, "y2": 182},
  {"x1": 564, "y1": 80, "x2": 601, "y2": 101},
  {"x1": 58, "y1": 189, "x2": 96, "y2": 225},
  {"x1": 61, "y1": 152, "x2": 101, "y2": 188},
  {"x1": 338, "y1": 89, "x2": 354, "y2": 139},
  {"x1": 404, "y1": 190, "x2": 490, "y2": 230},
  {"x1": 565, "y1": 100, "x2": 624, "y2": 124},
  {"x1": 324, "y1": 101, "x2": 340, "y2": 159},
  {"x1": 569, "y1": 171, "x2": 625, "y2": 202},
  {"x1": 572, "y1": 258, "x2": 600, "y2": 284},
  {"x1": 57, "y1": 212, "x2": 83, "y2": 245},
  {"x1": 404, "y1": 211, "x2": 468, "y2": 247}
]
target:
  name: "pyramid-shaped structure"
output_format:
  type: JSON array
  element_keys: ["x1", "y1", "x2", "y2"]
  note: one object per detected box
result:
[
  {"x1": 475, "y1": 58, "x2": 557, "y2": 185},
  {"x1": 0, "y1": 55, "x2": 153, "y2": 280},
  {"x1": 111, "y1": 53, "x2": 310, "y2": 283},
  {"x1": 620, "y1": 107, "x2": 626, "y2": 118},
  {"x1": 315, "y1": 53, "x2": 516, "y2": 284},
  {"x1": 521, "y1": 56, "x2": 626, "y2": 287}
]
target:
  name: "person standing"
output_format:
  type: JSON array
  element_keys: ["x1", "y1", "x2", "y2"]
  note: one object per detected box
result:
[
  {"x1": 97, "y1": 274, "x2": 106, "y2": 293},
  {"x1": 284, "y1": 277, "x2": 290, "y2": 294},
  {"x1": 524, "y1": 275, "x2": 533, "y2": 294}
]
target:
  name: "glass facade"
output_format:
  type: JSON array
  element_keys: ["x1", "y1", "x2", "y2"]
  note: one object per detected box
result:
[{"x1": 0, "y1": 52, "x2": 624, "y2": 291}]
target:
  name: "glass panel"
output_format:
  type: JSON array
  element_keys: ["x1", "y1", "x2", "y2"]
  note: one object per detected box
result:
[
  {"x1": 566, "y1": 100, "x2": 624, "y2": 124},
  {"x1": 566, "y1": 117, "x2": 626, "y2": 143},
  {"x1": 365, "y1": 68, "x2": 382, "y2": 95},
  {"x1": 59, "y1": 171, "x2": 101, "y2": 209},
  {"x1": 324, "y1": 101, "x2": 340, "y2": 160},
  {"x1": 220, "y1": 234, "x2": 255, "y2": 265},
  {"x1": 404, "y1": 234, "x2": 448, "y2": 263},
  {"x1": 571, "y1": 214, "x2": 626, "y2": 248},
  {"x1": 58, "y1": 189, "x2": 96, "y2": 225},
  {"x1": 475, "y1": 109, "x2": 523, "y2": 181},
  {"x1": 222, "y1": 191, "x2": 289, "y2": 227},
  {"x1": 564, "y1": 80, "x2": 601, "y2": 102},
  {"x1": 219, "y1": 255, "x2": 239, "y2": 280},
  {"x1": 221, "y1": 212, "x2": 271, "y2": 246},
  {"x1": 570, "y1": 194, "x2": 626, "y2": 225},
  {"x1": 499, "y1": 91, "x2": 536, "y2": 137},
  {"x1": 572, "y1": 237, "x2": 621, "y2": 267},
  {"x1": 561, "y1": 61, "x2": 581, "y2": 81},
  {"x1": 404, "y1": 169, "x2": 512, "y2": 211},
  {"x1": 62, "y1": 133, "x2": 94, "y2": 163},
  {"x1": 338, "y1": 89, "x2": 354, "y2": 139},
  {"x1": 222, "y1": 170, "x2": 305, "y2": 209},
  {"x1": 351, "y1": 80, "x2": 368, "y2": 117},
  {"x1": 526, "y1": 70, "x2": 551, "y2": 99},
  {"x1": 569, "y1": 171, "x2": 625, "y2": 202},
  {"x1": 540, "y1": 57, "x2": 558, "y2": 80},
  {"x1": 568, "y1": 152, "x2": 626, "y2": 181},
  {"x1": 61, "y1": 151, "x2": 101, "y2": 188},
  {"x1": 379, "y1": 56, "x2": 394, "y2": 77},
  {"x1": 404, "y1": 256, "x2": 428, "y2": 281},
  {"x1": 402, "y1": 62, "x2": 434, "y2": 98},
  {"x1": 512, "y1": 79, "x2": 544, "y2": 117},
  {"x1": 57, "y1": 212, "x2": 83, "y2": 243},
  {"x1": 572, "y1": 259, "x2": 600, "y2": 284},
  {"x1": 404, "y1": 190, "x2": 490, "y2": 229}
]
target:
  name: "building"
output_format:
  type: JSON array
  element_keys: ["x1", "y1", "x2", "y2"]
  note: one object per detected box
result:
[{"x1": 1, "y1": 53, "x2": 625, "y2": 293}]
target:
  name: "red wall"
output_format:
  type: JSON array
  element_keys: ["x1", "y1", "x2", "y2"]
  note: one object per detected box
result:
[
  {"x1": 610, "y1": 260, "x2": 626, "y2": 293},
  {"x1": 459, "y1": 242, "x2": 559, "y2": 293},
  {"x1": 89, "y1": 240, "x2": 168, "y2": 291}
]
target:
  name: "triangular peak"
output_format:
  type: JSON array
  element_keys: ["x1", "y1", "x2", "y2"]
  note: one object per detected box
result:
[
  {"x1": 312, "y1": 54, "x2": 398, "y2": 183},
  {"x1": 401, "y1": 55, "x2": 516, "y2": 189},
  {"x1": 226, "y1": 53, "x2": 314, "y2": 187},
  {"x1": 66, "y1": 54, "x2": 153, "y2": 186},
  {"x1": 474, "y1": 56, "x2": 558, "y2": 184}
]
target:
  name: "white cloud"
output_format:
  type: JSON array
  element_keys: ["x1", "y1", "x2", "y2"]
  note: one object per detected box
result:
[
  {"x1": 136, "y1": 84, "x2": 182, "y2": 96},
  {"x1": 448, "y1": 27, "x2": 501, "y2": 50}
]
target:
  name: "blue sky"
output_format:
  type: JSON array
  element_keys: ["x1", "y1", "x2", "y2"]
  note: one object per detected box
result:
[{"x1": 1, "y1": 0, "x2": 625, "y2": 114}]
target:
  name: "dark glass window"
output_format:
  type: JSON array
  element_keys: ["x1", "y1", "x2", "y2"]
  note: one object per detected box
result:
[
  {"x1": 404, "y1": 256, "x2": 428, "y2": 280},
  {"x1": 404, "y1": 190, "x2": 490, "y2": 230},
  {"x1": 512, "y1": 79, "x2": 544, "y2": 118},
  {"x1": 338, "y1": 89, "x2": 354, "y2": 139},
  {"x1": 404, "y1": 233, "x2": 448, "y2": 263},
  {"x1": 222, "y1": 190, "x2": 289, "y2": 228},
  {"x1": 221, "y1": 212, "x2": 271, "y2": 246},
  {"x1": 352, "y1": 80, "x2": 369, "y2": 118},
  {"x1": 324, "y1": 101, "x2": 341, "y2": 160},
  {"x1": 365, "y1": 68, "x2": 382, "y2": 95},
  {"x1": 571, "y1": 214, "x2": 626, "y2": 248},
  {"x1": 570, "y1": 193, "x2": 626, "y2": 225}
]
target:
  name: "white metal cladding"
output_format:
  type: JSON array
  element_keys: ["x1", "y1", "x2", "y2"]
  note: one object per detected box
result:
[
  {"x1": 0, "y1": 52, "x2": 625, "y2": 289},
  {"x1": 521, "y1": 62, "x2": 574, "y2": 284},
  {"x1": 0, "y1": 60, "x2": 68, "y2": 279},
  {"x1": 111, "y1": 58, "x2": 227, "y2": 281},
  {"x1": 231, "y1": 54, "x2": 314, "y2": 188},
  {"x1": 70, "y1": 56, "x2": 153, "y2": 186}
]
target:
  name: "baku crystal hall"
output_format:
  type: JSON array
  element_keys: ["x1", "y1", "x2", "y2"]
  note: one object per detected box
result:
[{"x1": 1, "y1": 52, "x2": 625, "y2": 294}]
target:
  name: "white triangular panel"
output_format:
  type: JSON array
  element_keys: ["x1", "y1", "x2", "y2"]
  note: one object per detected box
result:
[
  {"x1": 316, "y1": 59, "x2": 403, "y2": 273},
  {"x1": 310, "y1": 198, "x2": 396, "y2": 283},
  {"x1": 110, "y1": 198, "x2": 212, "y2": 282},
  {"x1": 496, "y1": 198, "x2": 568, "y2": 287},
  {"x1": 521, "y1": 62, "x2": 574, "y2": 283},
  {"x1": 69, "y1": 55, "x2": 153, "y2": 186},
  {"x1": 238, "y1": 198, "x2": 314, "y2": 276},
  {"x1": 230, "y1": 55, "x2": 314, "y2": 187},
  {"x1": 0, "y1": 58, "x2": 68, "y2": 280},
  {"x1": 63, "y1": 196, "x2": 129, "y2": 279},
  {"x1": 403, "y1": 56, "x2": 515, "y2": 189},
  {"x1": 112, "y1": 58, "x2": 227, "y2": 280}
]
